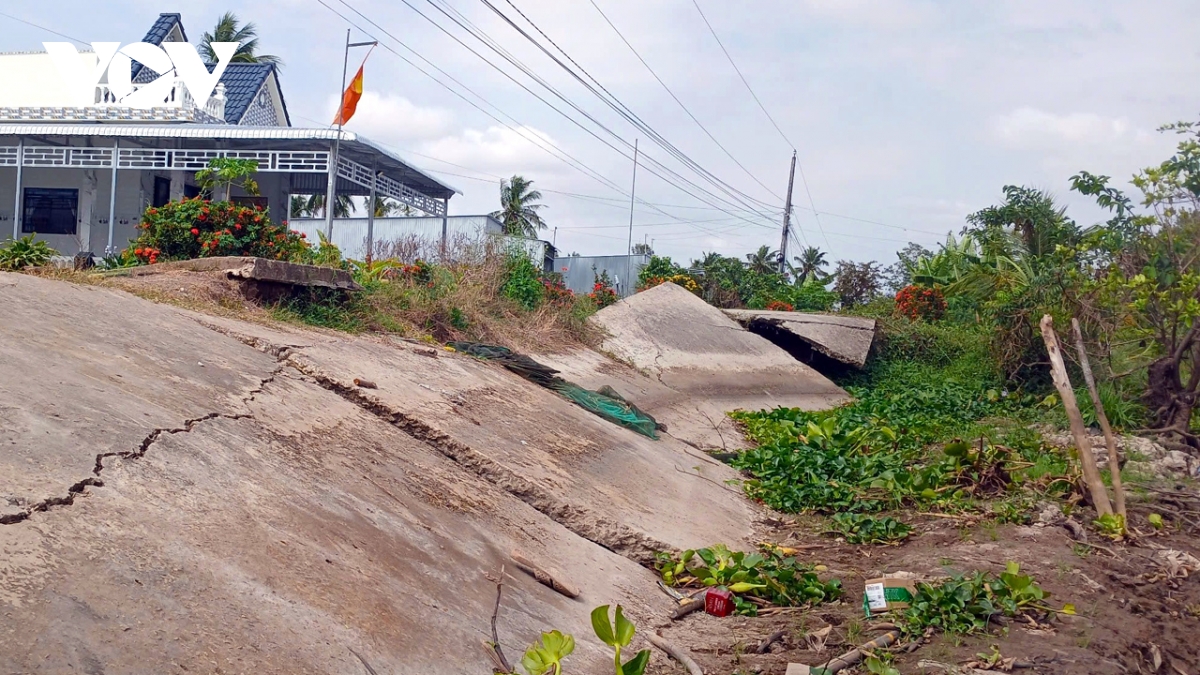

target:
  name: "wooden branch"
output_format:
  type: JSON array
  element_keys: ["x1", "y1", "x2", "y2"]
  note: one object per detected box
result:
[
  {"x1": 671, "y1": 597, "x2": 705, "y2": 620},
  {"x1": 510, "y1": 550, "x2": 580, "y2": 599},
  {"x1": 1072, "y1": 318, "x2": 1126, "y2": 520},
  {"x1": 350, "y1": 648, "x2": 380, "y2": 675},
  {"x1": 648, "y1": 633, "x2": 704, "y2": 675},
  {"x1": 353, "y1": 378, "x2": 378, "y2": 389},
  {"x1": 485, "y1": 565, "x2": 514, "y2": 675},
  {"x1": 756, "y1": 629, "x2": 786, "y2": 654},
  {"x1": 1040, "y1": 316, "x2": 1113, "y2": 517},
  {"x1": 815, "y1": 631, "x2": 900, "y2": 673}
]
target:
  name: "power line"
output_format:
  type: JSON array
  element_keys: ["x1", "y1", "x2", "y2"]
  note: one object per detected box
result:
[
  {"x1": 0, "y1": 10, "x2": 87, "y2": 45},
  {"x1": 583, "y1": 0, "x2": 782, "y2": 201},
  {"x1": 688, "y1": 0, "x2": 832, "y2": 249},
  {"x1": 410, "y1": 0, "x2": 782, "y2": 225}
]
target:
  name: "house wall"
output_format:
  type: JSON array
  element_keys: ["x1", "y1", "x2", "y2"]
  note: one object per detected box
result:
[
  {"x1": 0, "y1": 167, "x2": 289, "y2": 255},
  {"x1": 553, "y1": 254, "x2": 650, "y2": 298}
]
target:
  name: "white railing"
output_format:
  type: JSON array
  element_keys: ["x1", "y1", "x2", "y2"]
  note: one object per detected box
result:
[{"x1": 94, "y1": 80, "x2": 226, "y2": 122}]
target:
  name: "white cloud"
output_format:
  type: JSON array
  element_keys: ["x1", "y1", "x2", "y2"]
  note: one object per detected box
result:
[
  {"x1": 419, "y1": 125, "x2": 565, "y2": 174},
  {"x1": 337, "y1": 92, "x2": 456, "y2": 144},
  {"x1": 990, "y1": 107, "x2": 1137, "y2": 147}
]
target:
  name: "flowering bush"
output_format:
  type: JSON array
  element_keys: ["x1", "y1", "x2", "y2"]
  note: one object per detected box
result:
[
  {"x1": 640, "y1": 273, "x2": 702, "y2": 295},
  {"x1": 588, "y1": 270, "x2": 619, "y2": 308},
  {"x1": 895, "y1": 284, "x2": 946, "y2": 321},
  {"x1": 765, "y1": 300, "x2": 795, "y2": 311},
  {"x1": 541, "y1": 272, "x2": 575, "y2": 306},
  {"x1": 125, "y1": 198, "x2": 310, "y2": 264}
]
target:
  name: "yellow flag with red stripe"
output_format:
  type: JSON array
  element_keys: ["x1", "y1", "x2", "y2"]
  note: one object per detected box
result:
[{"x1": 333, "y1": 64, "x2": 364, "y2": 126}]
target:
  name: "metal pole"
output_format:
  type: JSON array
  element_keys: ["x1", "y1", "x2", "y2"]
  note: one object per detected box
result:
[
  {"x1": 12, "y1": 137, "x2": 22, "y2": 239},
  {"x1": 106, "y1": 140, "x2": 119, "y2": 255},
  {"x1": 626, "y1": 138, "x2": 638, "y2": 255},
  {"x1": 552, "y1": 226, "x2": 557, "y2": 247},
  {"x1": 325, "y1": 28, "x2": 351, "y2": 241},
  {"x1": 440, "y1": 198, "x2": 449, "y2": 260},
  {"x1": 366, "y1": 160, "x2": 377, "y2": 263},
  {"x1": 778, "y1": 150, "x2": 796, "y2": 275}
]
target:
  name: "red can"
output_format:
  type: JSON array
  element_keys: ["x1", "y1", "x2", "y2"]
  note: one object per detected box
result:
[{"x1": 704, "y1": 587, "x2": 734, "y2": 617}]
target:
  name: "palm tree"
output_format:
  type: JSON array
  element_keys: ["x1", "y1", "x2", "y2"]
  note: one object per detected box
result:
[
  {"x1": 792, "y1": 246, "x2": 829, "y2": 284},
  {"x1": 744, "y1": 245, "x2": 779, "y2": 275},
  {"x1": 490, "y1": 176, "x2": 547, "y2": 237},
  {"x1": 293, "y1": 194, "x2": 354, "y2": 219},
  {"x1": 372, "y1": 196, "x2": 412, "y2": 218},
  {"x1": 200, "y1": 12, "x2": 282, "y2": 65}
]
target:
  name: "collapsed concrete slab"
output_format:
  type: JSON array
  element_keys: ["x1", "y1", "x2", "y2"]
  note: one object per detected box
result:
[
  {"x1": 724, "y1": 309, "x2": 877, "y2": 369},
  {"x1": 0, "y1": 272, "x2": 759, "y2": 673},
  {"x1": 102, "y1": 255, "x2": 362, "y2": 291},
  {"x1": 588, "y1": 283, "x2": 849, "y2": 438}
]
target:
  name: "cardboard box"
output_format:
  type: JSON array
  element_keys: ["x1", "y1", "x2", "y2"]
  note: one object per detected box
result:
[
  {"x1": 704, "y1": 587, "x2": 734, "y2": 617},
  {"x1": 862, "y1": 577, "x2": 917, "y2": 617}
]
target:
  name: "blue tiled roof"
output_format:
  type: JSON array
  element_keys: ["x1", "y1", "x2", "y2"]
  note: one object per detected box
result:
[
  {"x1": 219, "y1": 63, "x2": 272, "y2": 124},
  {"x1": 143, "y1": 13, "x2": 187, "y2": 45},
  {"x1": 132, "y1": 14, "x2": 186, "y2": 81}
]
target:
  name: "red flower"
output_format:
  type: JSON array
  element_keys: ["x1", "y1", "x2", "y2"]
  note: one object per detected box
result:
[
  {"x1": 235, "y1": 224, "x2": 242, "y2": 230},
  {"x1": 190, "y1": 228, "x2": 200, "y2": 235},
  {"x1": 134, "y1": 248, "x2": 144, "y2": 255},
  {"x1": 299, "y1": 233, "x2": 306, "y2": 239}
]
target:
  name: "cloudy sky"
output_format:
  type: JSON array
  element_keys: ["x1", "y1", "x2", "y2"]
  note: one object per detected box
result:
[{"x1": 2, "y1": 0, "x2": 1196, "y2": 265}]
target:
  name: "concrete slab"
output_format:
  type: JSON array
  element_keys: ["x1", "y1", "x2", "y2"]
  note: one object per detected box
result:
[
  {"x1": 102, "y1": 256, "x2": 361, "y2": 291},
  {"x1": 725, "y1": 309, "x2": 877, "y2": 369},
  {"x1": 0, "y1": 272, "x2": 762, "y2": 673},
  {"x1": 589, "y1": 283, "x2": 849, "y2": 420}
]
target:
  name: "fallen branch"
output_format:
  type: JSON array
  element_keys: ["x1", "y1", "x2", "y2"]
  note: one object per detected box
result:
[
  {"x1": 1072, "y1": 319, "x2": 1127, "y2": 520},
  {"x1": 648, "y1": 633, "x2": 703, "y2": 675},
  {"x1": 510, "y1": 550, "x2": 580, "y2": 599},
  {"x1": 1040, "y1": 316, "x2": 1113, "y2": 517},
  {"x1": 483, "y1": 566, "x2": 514, "y2": 675},
  {"x1": 810, "y1": 631, "x2": 900, "y2": 674},
  {"x1": 353, "y1": 378, "x2": 378, "y2": 389},
  {"x1": 756, "y1": 629, "x2": 786, "y2": 654},
  {"x1": 671, "y1": 597, "x2": 705, "y2": 620},
  {"x1": 350, "y1": 648, "x2": 379, "y2": 675}
]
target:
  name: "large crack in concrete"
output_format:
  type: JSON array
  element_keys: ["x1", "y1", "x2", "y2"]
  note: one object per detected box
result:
[
  {"x1": 1, "y1": 362, "x2": 285, "y2": 526},
  {"x1": 205, "y1": 325, "x2": 675, "y2": 565}
]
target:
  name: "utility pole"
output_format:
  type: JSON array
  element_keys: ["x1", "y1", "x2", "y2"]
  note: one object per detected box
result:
[
  {"x1": 778, "y1": 150, "x2": 797, "y2": 275},
  {"x1": 627, "y1": 138, "x2": 639, "y2": 255}
]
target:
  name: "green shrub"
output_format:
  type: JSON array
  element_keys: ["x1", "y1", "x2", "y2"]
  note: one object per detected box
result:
[
  {"x1": 637, "y1": 255, "x2": 685, "y2": 287},
  {"x1": 502, "y1": 253, "x2": 545, "y2": 310},
  {"x1": 789, "y1": 279, "x2": 838, "y2": 311},
  {"x1": 129, "y1": 198, "x2": 309, "y2": 263},
  {"x1": 829, "y1": 513, "x2": 911, "y2": 544},
  {"x1": 1076, "y1": 381, "x2": 1147, "y2": 431},
  {"x1": 0, "y1": 235, "x2": 57, "y2": 270}
]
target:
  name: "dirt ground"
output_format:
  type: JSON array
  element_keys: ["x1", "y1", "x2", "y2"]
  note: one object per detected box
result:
[{"x1": 652, "y1": 497, "x2": 1200, "y2": 675}]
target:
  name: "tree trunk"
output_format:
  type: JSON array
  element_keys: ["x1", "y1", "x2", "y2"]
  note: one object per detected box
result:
[
  {"x1": 1071, "y1": 319, "x2": 1126, "y2": 519},
  {"x1": 1040, "y1": 315, "x2": 1113, "y2": 516},
  {"x1": 1146, "y1": 356, "x2": 1199, "y2": 450}
]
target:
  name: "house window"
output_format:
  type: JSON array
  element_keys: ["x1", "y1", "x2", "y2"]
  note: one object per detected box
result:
[
  {"x1": 153, "y1": 176, "x2": 171, "y2": 207},
  {"x1": 22, "y1": 188, "x2": 78, "y2": 235}
]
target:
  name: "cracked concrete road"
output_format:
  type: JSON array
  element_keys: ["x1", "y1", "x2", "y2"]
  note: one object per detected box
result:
[{"x1": 0, "y1": 273, "x2": 761, "y2": 674}]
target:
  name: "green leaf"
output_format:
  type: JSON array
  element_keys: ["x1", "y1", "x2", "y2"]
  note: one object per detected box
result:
[
  {"x1": 591, "y1": 605, "x2": 615, "y2": 646},
  {"x1": 620, "y1": 649, "x2": 651, "y2": 675},
  {"x1": 613, "y1": 605, "x2": 635, "y2": 647}
]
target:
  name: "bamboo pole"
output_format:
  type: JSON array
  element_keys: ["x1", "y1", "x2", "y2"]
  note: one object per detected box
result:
[
  {"x1": 1071, "y1": 319, "x2": 1126, "y2": 520},
  {"x1": 1040, "y1": 316, "x2": 1113, "y2": 517}
]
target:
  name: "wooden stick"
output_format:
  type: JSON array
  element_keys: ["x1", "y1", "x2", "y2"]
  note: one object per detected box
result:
[
  {"x1": 648, "y1": 633, "x2": 704, "y2": 675},
  {"x1": 353, "y1": 378, "x2": 378, "y2": 389},
  {"x1": 486, "y1": 565, "x2": 514, "y2": 674},
  {"x1": 671, "y1": 597, "x2": 705, "y2": 620},
  {"x1": 1039, "y1": 316, "x2": 1113, "y2": 516},
  {"x1": 510, "y1": 550, "x2": 580, "y2": 599},
  {"x1": 1071, "y1": 318, "x2": 1127, "y2": 520},
  {"x1": 756, "y1": 629, "x2": 786, "y2": 654},
  {"x1": 816, "y1": 631, "x2": 900, "y2": 673}
]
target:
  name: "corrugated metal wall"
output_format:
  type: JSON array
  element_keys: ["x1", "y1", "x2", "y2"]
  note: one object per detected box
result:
[
  {"x1": 553, "y1": 254, "x2": 650, "y2": 297},
  {"x1": 290, "y1": 215, "x2": 502, "y2": 260}
]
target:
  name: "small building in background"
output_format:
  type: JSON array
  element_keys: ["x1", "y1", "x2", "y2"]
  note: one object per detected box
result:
[{"x1": 553, "y1": 253, "x2": 650, "y2": 298}]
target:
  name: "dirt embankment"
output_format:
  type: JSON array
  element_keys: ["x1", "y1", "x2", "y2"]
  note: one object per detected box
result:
[{"x1": 0, "y1": 272, "x2": 760, "y2": 674}]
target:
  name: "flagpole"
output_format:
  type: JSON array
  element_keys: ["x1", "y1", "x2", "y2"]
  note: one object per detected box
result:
[{"x1": 325, "y1": 32, "x2": 378, "y2": 241}]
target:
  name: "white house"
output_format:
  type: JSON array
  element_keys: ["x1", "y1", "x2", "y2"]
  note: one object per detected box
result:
[{"x1": 0, "y1": 13, "x2": 459, "y2": 256}]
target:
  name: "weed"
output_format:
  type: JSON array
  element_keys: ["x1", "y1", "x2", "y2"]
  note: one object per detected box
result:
[
  {"x1": 828, "y1": 513, "x2": 911, "y2": 544},
  {"x1": 0, "y1": 235, "x2": 56, "y2": 270},
  {"x1": 591, "y1": 605, "x2": 650, "y2": 675},
  {"x1": 900, "y1": 563, "x2": 1069, "y2": 638},
  {"x1": 655, "y1": 544, "x2": 841, "y2": 616},
  {"x1": 520, "y1": 630, "x2": 574, "y2": 675},
  {"x1": 845, "y1": 618, "x2": 863, "y2": 644},
  {"x1": 1072, "y1": 544, "x2": 1091, "y2": 558},
  {"x1": 502, "y1": 254, "x2": 545, "y2": 311}
]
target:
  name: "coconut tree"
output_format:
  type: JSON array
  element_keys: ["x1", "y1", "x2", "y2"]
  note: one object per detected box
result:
[
  {"x1": 792, "y1": 246, "x2": 829, "y2": 284},
  {"x1": 745, "y1": 245, "x2": 779, "y2": 275},
  {"x1": 294, "y1": 194, "x2": 354, "y2": 219},
  {"x1": 200, "y1": 12, "x2": 282, "y2": 65},
  {"x1": 490, "y1": 176, "x2": 547, "y2": 237}
]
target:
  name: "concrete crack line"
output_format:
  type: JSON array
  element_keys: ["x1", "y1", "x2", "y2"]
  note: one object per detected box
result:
[{"x1": 2, "y1": 362, "x2": 284, "y2": 527}]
